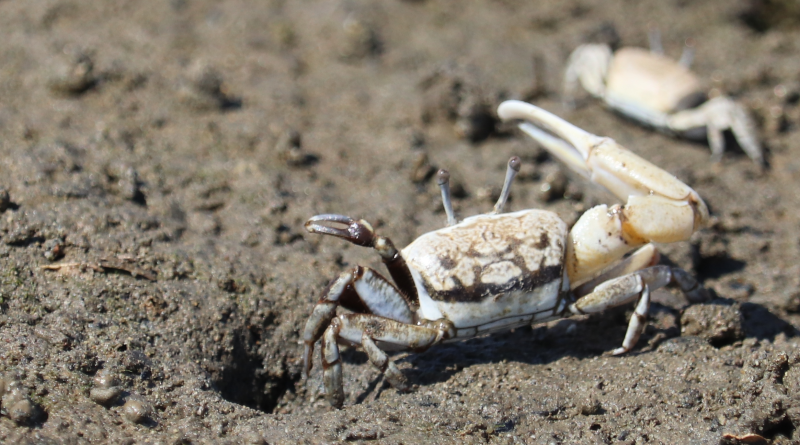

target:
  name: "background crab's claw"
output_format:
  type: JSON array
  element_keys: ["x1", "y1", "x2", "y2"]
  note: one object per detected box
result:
[{"x1": 305, "y1": 214, "x2": 376, "y2": 247}]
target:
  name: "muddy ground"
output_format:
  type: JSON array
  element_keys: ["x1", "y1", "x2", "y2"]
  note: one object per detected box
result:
[{"x1": 1, "y1": 0, "x2": 800, "y2": 444}]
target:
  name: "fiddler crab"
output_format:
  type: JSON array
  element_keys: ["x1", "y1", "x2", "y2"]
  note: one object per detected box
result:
[
  {"x1": 302, "y1": 100, "x2": 710, "y2": 408},
  {"x1": 563, "y1": 32, "x2": 763, "y2": 166}
]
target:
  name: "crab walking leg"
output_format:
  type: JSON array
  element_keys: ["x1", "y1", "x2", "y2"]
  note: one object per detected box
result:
[
  {"x1": 667, "y1": 96, "x2": 764, "y2": 166},
  {"x1": 322, "y1": 314, "x2": 441, "y2": 408},
  {"x1": 361, "y1": 334, "x2": 409, "y2": 391},
  {"x1": 302, "y1": 266, "x2": 416, "y2": 377},
  {"x1": 306, "y1": 214, "x2": 419, "y2": 305},
  {"x1": 322, "y1": 319, "x2": 345, "y2": 408},
  {"x1": 574, "y1": 244, "x2": 660, "y2": 297},
  {"x1": 574, "y1": 244, "x2": 709, "y2": 303},
  {"x1": 498, "y1": 100, "x2": 710, "y2": 283},
  {"x1": 614, "y1": 285, "x2": 650, "y2": 355},
  {"x1": 571, "y1": 266, "x2": 685, "y2": 354}
]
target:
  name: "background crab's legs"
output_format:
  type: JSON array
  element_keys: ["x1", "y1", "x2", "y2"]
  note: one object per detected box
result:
[
  {"x1": 562, "y1": 43, "x2": 612, "y2": 109},
  {"x1": 667, "y1": 96, "x2": 763, "y2": 166},
  {"x1": 498, "y1": 100, "x2": 709, "y2": 284}
]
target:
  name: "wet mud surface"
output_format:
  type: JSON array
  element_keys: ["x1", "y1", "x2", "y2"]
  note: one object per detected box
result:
[{"x1": 1, "y1": 0, "x2": 800, "y2": 443}]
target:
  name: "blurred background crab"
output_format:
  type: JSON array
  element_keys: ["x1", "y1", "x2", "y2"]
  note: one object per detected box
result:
[{"x1": 563, "y1": 31, "x2": 764, "y2": 166}]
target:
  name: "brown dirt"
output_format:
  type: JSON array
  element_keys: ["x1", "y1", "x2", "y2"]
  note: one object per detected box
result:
[{"x1": 1, "y1": 0, "x2": 800, "y2": 444}]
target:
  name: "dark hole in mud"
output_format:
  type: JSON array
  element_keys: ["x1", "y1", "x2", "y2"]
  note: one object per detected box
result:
[
  {"x1": 766, "y1": 416, "x2": 796, "y2": 441},
  {"x1": 212, "y1": 328, "x2": 300, "y2": 413},
  {"x1": 341, "y1": 347, "x2": 369, "y2": 365},
  {"x1": 739, "y1": 0, "x2": 800, "y2": 32}
]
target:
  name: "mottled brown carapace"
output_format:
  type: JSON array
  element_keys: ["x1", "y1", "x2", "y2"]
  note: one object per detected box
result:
[{"x1": 402, "y1": 210, "x2": 566, "y2": 304}]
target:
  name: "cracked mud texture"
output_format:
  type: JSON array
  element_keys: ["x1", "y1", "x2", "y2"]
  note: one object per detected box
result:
[{"x1": 0, "y1": 0, "x2": 799, "y2": 444}]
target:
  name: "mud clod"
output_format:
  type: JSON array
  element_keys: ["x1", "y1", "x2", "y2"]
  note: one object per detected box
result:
[
  {"x1": 178, "y1": 62, "x2": 239, "y2": 111},
  {"x1": 7, "y1": 398, "x2": 39, "y2": 425},
  {"x1": 47, "y1": 53, "x2": 96, "y2": 96},
  {"x1": 681, "y1": 301, "x2": 744, "y2": 346},
  {"x1": 339, "y1": 17, "x2": 382, "y2": 61},
  {"x1": 90, "y1": 387, "x2": 122, "y2": 407}
]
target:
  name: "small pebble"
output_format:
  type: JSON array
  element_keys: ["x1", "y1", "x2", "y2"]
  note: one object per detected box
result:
[
  {"x1": 8, "y1": 398, "x2": 39, "y2": 425},
  {"x1": 90, "y1": 387, "x2": 122, "y2": 407},
  {"x1": 1, "y1": 379, "x2": 25, "y2": 407},
  {"x1": 177, "y1": 61, "x2": 234, "y2": 111},
  {"x1": 48, "y1": 53, "x2": 95, "y2": 95},
  {"x1": 241, "y1": 432, "x2": 267, "y2": 445},
  {"x1": 43, "y1": 238, "x2": 65, "y2": 261},
  {"x1": 339, "y1": 17, "x2": 381, "y2": 61},
  {"x1": 123, "y1": 399, "x2": 151, "y2": 424},
  {"x1": 579, "y1": 397, "x2": 602, "y2": 415},
  {"x1": 539, "y1": 170, "x2": 567, "y2": 202},
  {"x1": 94, "y1": 368, "x2": 120, "y2": 389}
]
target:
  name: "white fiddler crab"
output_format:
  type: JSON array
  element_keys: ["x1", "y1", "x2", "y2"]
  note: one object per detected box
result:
[
  {"x1": 302, "y1": 100, "x2": 710, "y2": 408},
  {"x1": 563, "y1": 32, "x2": 763, "y2": 166}
]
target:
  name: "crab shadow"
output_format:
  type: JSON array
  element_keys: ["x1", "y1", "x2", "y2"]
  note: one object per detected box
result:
[
  {"x1": 349, "y1": 297, "x2": 796, "y2": 401},
  {"x1": 397, "y1": 304, "x2": 673, "y2": 389}
]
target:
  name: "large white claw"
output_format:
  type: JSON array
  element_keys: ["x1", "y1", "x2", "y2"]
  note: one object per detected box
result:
[
  {"x1": 498, "y1": 100, "x2": 708, "y2": 227},
  {"x1": 498, "y1": 100, "x2": 709, "y2": 283}
]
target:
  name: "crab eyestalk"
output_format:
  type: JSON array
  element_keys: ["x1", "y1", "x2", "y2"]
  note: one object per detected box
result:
[
  {"x1": 437, "y1": 169, "x2": 457, "y2": 226},
  {"x1": 678, "y1": 38, "x2": 695, "y2": 68},
  {"x1": 647, "y1": 26, "x2": 663, "y2": 55},
  {"x1": 492, "y1": 156, "x2": 521, "y2": 214}
]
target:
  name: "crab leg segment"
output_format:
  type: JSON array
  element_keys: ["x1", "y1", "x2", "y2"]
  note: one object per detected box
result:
[
  {"x1": 321, "y1": 313, "x2": 441, "y2": 408},
  {"x1": 573, "y1": 244, "x2": 660, "y2": 297},
  {"x1": 572, "y1": 264, "x2": 707, "y2": 354},
  {"x1": 302, "y1": 266, "x2": 415, "y2": 378},
  {"x1": 305, "y1": 214, "x2": 418, "y2": 305},
  {"x1": 498, "y1": 100, "x2": 709, "y2": 283}
]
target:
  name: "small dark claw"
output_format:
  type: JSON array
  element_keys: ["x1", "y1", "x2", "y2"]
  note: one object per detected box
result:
[
  {"x1": 303, "y1": 342, "x2": 314, "y2": 378},
  {"x1": 305, "y1": 214, "x2": 375, "y2": 247}
]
